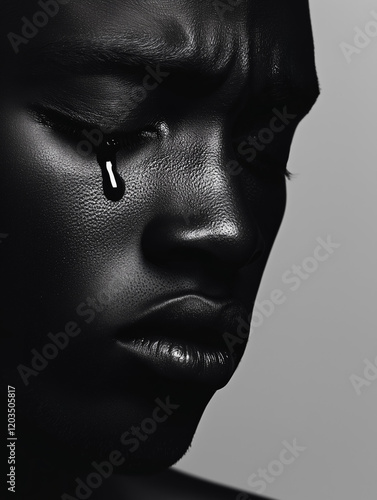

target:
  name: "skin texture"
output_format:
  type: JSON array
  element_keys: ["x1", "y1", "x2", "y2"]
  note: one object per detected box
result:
[{"x1": 0, "y1": 0, "x2": 319, "y2": 498}]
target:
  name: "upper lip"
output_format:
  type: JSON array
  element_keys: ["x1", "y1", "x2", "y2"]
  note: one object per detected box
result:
[{"x1": 116, "y1": 294, "x2": 248, "y2": 350}]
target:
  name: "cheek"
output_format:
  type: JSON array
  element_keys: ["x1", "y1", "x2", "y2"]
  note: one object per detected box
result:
[
  {"x1": 260, "y1": 182, "x2": 286, "y2": 246},
  {"x1": 240, "y1": 167, "x2": 287, "y2": 248},
  {"x1": 232, "y1": 171, "x2": 286, "y2": 305},
  {"x1": 0, "y1": 107, "x2": 139, "y2": 346},
  {"x1": 0, "y1": 105, "x2": 286, "y2": 358}
]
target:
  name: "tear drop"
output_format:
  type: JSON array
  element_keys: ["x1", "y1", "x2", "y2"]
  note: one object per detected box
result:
[
  {"x1": 106, "y1": 161, "x2": 118, "y2": 188},
  {"x1": 97, "y1": 138, "x2": 125, "y2": 201}
]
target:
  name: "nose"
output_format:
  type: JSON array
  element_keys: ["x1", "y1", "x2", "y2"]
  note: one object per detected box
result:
[{"x1": 141, "y1": 128, "x2": 264, "y2": 278}]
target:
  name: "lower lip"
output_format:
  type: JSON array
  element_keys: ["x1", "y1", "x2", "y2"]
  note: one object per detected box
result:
[{"x1": 116, "y1": 336, "x2": 235, "y2": 389}]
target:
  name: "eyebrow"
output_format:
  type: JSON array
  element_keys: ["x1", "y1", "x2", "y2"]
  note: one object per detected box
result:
[
  {"x1": 11, "y1": 34, "x2": 320, "y2": 117},
  {"x1": 14, "y1": 34, "x2": 234, "y2": 82}
]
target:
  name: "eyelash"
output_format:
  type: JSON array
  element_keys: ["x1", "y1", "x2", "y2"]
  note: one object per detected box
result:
[
  {"x1": 32, "y1": 107, "x2": 156, "y2": 154},
  {"x1": 232, "y1": 134, "x2": 292, "y2": 181},
  {"x1": 231, "y1": 99, "x2": 303, "y2": 181}
]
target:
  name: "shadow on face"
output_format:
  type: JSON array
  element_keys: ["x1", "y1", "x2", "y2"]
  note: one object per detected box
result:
[{"x1": 0, "y1": 0, "x2": 319, "y2": 479}]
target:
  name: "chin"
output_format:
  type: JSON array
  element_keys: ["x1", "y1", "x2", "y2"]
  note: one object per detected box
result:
[
  {"x1": 16, "y1": 371, "x2": 214, "y2": 476},
  {"x1": 115, "y1": 426, "x2": 196, "y2": 475}
]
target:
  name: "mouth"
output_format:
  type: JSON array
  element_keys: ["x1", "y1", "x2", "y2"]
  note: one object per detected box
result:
[{"x1": 115, "y1": 295, "x2": 250, "y2": 389}]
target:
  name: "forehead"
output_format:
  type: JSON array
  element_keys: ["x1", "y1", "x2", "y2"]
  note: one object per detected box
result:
[
  {"x1": 3, "y1": 1, "x2": 315, "y2": 63},
  {"x1": 2, "y1": 0, "x2": 318, "y2": 105},
  {"x1": 3, "y1": 0, "x2": 311, "y2": 33}
]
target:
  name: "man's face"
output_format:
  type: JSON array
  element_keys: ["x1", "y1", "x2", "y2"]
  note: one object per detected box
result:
[{"x1": 0, "y1": 0, "x2": 318, "y2": 472}]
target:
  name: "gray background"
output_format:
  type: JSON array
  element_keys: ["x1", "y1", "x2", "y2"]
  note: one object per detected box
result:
[{"x1": 176, "y1": 1, "x2": 377, "y2": 499}]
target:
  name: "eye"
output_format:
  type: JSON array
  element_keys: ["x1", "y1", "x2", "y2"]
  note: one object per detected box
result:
[
  {"x1": 29, "y1": 105, "x2": 161, "y2": 202},
  {"x1": 230, "y1": 89, "x2": 308, "y2": 181},
  {"x1": 29, "y1": 105, "x2": 158, "y2": 155},
  {"x1": 232, "y1": 131, "x2": 292, "y2": 181},
  {"x1": 231, "y1": 107, "x2": 298, "y2": 181}
]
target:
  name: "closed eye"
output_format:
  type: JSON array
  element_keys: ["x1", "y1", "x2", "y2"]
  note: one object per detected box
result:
[
  {"x1": 28, "y1": 105, "x2": 158, "y2": 154},
  {"x1": 232, "y1": 135, "x2": 293, "y2": 180}
]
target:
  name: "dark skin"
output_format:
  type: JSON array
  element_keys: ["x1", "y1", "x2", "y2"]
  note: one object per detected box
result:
[{"x1": 0, "y1": 0, "x2": 319, "y2": 498}]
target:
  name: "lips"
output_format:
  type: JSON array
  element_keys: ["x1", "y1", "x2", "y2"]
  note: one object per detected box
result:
[{"x1": 115, "y1": 295, "x2": 250, "y2": 389}]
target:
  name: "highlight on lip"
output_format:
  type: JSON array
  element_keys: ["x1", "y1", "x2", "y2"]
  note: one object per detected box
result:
[{"x1": 117, "y1": 335, "x2": 235, "y2": 388}]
